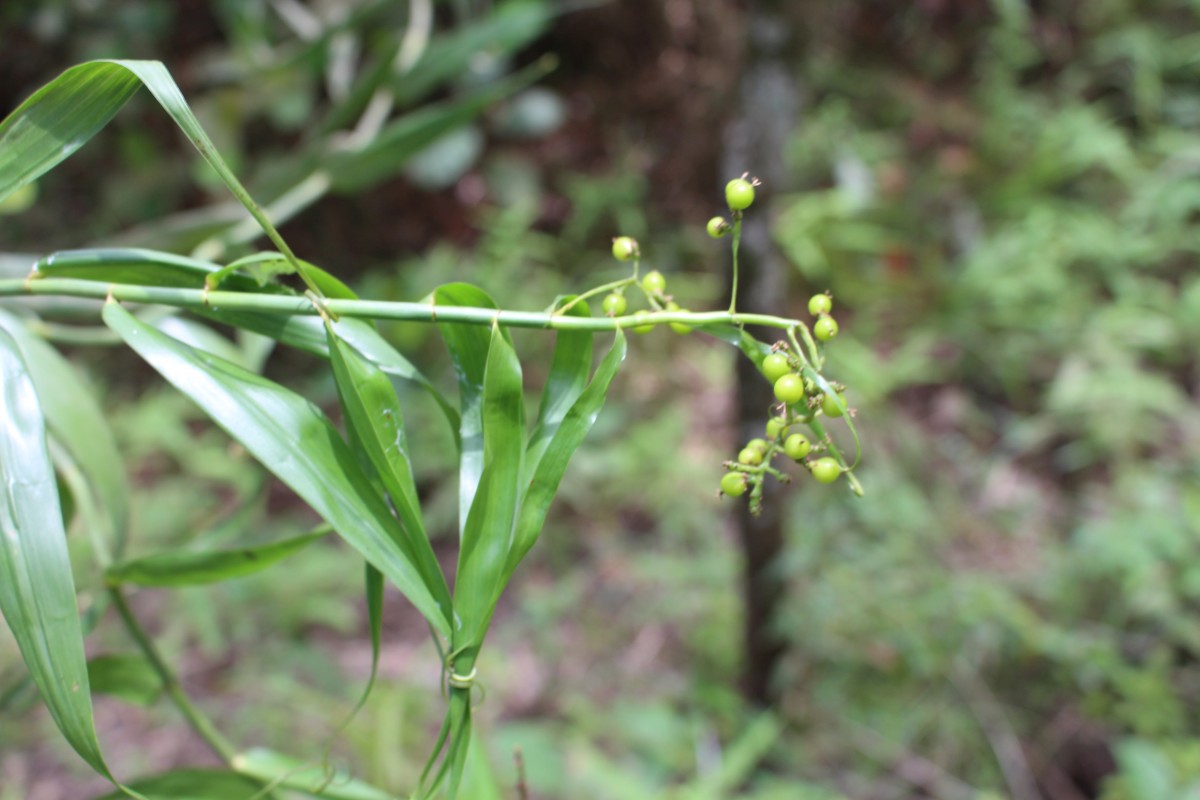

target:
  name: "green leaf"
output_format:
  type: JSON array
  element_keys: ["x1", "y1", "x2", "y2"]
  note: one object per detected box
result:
[
  {"x1": 232, "y1": 748, "x2": 394, "y2": 800},
  {"x1": 103, "y1": 301, "x2": 451, "y2": 638},
  {"x1": 200, "y1": 310, "x2": 461, "y2": 437},
  {"x1": 505, "y1": 331, "x2": 626, "y2": 578},
  {"x1": 0, "y1": 60, "x2": 317, "y2": 293},
  {"x1": 105, "y1": 527, "x2": 329, "y2": 587},
  {"x1": 0, "y1": 309, "x2": 130, "y2": 557},
  {"x1": 32, "y1": 248, "x2": 267, "y2": 292},
  {"x1": 432, "y1": 283, "x2": 508, "y2": 536},
  {"x1": 86, "y1": 654, "x2": 162, "y2": 707},
  {"x1": 92, "y1": 769, "x2": 263, "y2": 800},
  {"x1": 701, "y1": 322, "x2": 772, "y2": 367},
  {"x1": 0, "y1": 328, "x2": 126, "y2": 788},
  {"x1": 453, "y1": 323, "x2": 525, "y2": 658},
  {"x1": 326, "y1": 318, "x2": 450, "y2": 614},
  {"x1": 524, "y1": 298, "x2": 592, "y2": 485}
]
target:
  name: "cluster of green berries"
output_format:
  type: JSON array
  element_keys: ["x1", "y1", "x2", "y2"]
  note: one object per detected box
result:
[
  {"x1": 605, "y1": 236, "x2": 691, "y2": 334},
  {"x1": 720, "y1": 291, "x2": 855, "y2": 509}
]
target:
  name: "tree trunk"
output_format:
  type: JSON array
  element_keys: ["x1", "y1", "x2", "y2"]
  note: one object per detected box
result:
[{"x1": 722, "y1": 0, "x2": 802, "y2": 706}]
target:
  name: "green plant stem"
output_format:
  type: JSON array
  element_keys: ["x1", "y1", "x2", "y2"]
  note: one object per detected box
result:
[
  {"x1": 1, "y1": 277, "x2": 809, "y2": 332},
  {"x1": 729, "y1": 215, "x2": 742, "y2": 314},
  {"x1": 107, "y1": 587, "x2": 238, "y2": 764},
  {"x1": 552, "y1": 276, "x2": 636, "y2": 316}
]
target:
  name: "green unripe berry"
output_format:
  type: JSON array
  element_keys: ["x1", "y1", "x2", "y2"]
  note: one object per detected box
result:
[
  {"x1": 721, "y1": 471, "x2": 748, "y2": 497},
  {"x1": 761, "y1": 353, "x2": 791, "y2": 383},
  {"x1": 725, "y1": 178, "x2": 756, "y2": 211},
  {"x1": 810, "y1": 457, "x2": 841, "y2": 484},
  {"x1": 746, "y1": 438, "x2": 769, "y2": 454},
  {"x1": 612, "y1": 236, "x2": 639, "y2": 262},
  {"x1": 641, "y1": 270, "x2": 667, "y2": 296},
  {"x1": 808, "y1": 294, "x2": 832, "y2": 316},
  {"x1": 738, "y1": 448, "x2": 763, "y2": 466},
  {"x1": 821, "y1": 391, "x2": 845, "y2": 418},
  {"x1": 706, "y1": 216, "x2": 730, "y2": 238},
  {"x1": 665, "y1": 300, "x2": 692, "y2": 334},
  {"x1": 773, "y1": 373, "x2": 805, "y2": 405},
  {"x1": 814, "y1": 316, "x2": 839, "y2": 342},
  {"x1": 631, "y1": 311, "x2": 655, "y2": 334},
  {"x1": 783, "y1": 433, "x2": 811, "y2": 460},
  {"x1": 602, "y1": 292, "x2": 626, "y2": 316},
  {"x1": 765, "y1": 417, "x2": 789, "y2": 440}
]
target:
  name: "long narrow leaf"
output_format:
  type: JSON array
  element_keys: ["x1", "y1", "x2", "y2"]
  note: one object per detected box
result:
[
  {"x1": 453, "y1": 323, "x2": 525, "y2": 659},
  {"x1": 505, "y1": 331, "x2": 627, "y2": 578},
  {"x1": 432, "y1": 283, "x2": 507, "y2": 536},
  {"x1": 103, "y1": 301, "x2": 451, "y2": 638},
  {"x1": 326, "y1": 319, "x2": 450, "y2": 613},
  {"x1": 232, "y1": 748, "x2": 394, "y2": 800},
  {"x1": 0, "y1": 328, "x2": 127, "y2": 788},
  {"x1": 524, "y1": 298, "x2": 592, "y2": 485},
  {"x1": 92, "y1": 769, "x2": 263, "y2": 800},
  {"x1": 0, "y1": 309, "x2": 130, "y2": 557},
  {"x1": 0, "y1": 60, "x2": 316, "y2": 291},
  {"x1": 105, "y1": 527, "x2": 329, "y2": 587}
]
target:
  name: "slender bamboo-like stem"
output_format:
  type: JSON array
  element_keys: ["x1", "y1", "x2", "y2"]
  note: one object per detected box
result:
[
  {"x1": 0, "y1": 277, "x2": 810, "y2": 332},
  {"x1": 107, "y1": 587, "x2": 237, "y2": 764}
]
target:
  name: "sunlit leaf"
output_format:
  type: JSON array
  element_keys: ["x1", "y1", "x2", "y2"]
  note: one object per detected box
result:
[
  {"x1": 0, "y1": 328, "x2": 126, "y2": 788},
  {"x1": 0, "y1": 309, "x2": 130, "y2": 556}
]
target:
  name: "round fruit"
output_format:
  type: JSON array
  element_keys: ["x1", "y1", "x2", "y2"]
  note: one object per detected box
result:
[
  {"x1": 761, "y1": 353, "x2": 791, "y2": 383},
  {"x1": 721, "y1": 471, "x2": 747, "y2": 497},
  {"x1": 641, "y1": 270, "x2": 667, "y2": 295},
  {"x1": 738, "y1": 448, "x2": 763, "y2": 466},
  {"x1": 612, "y1": 236, "x2": 639, "y2": 261},
  {"x1": 810, "y1": 457, "x2": 841, "y2": 484},
  {"x1": 765, "y1": 417, "x2": 788, "y2": 440},
  {"x1": 602, "y1": 292, "x2": 627, "y2": 316},
  {"x1": 783, "y1": 433, "x2": 811, "y2": 461},
  {"x1": 726, "y1": 178, "x2": 756, "y2": 211},
  {"x1": 746, "y1": 438, "x2": 769, "y2": 454},
  {"x1": 821, "y1": 392, "x2": 845, "y2": 418},
  {"x1": 706, "y1": 216, "x2": 730, "y2": 238},
  {"x1": 808, "y1": 294, "x2": 832, "y2": 316},
  {"x1": 814, "y1": 316, "x2": 839, "y2": 341},
  {"x1": 631, "y1": 311, "x2": 655, "y2": 334},
  {"x1": 666, "y1": 300, "x2": 692, "y2": 334},
  {"x1": 773, "y1": 373, "x2": 805, "y2": 405}
]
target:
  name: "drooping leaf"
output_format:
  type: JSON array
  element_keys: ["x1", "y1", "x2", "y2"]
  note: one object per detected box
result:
[
  {"x1": 0, "y1": 60, "x2": 317, "y2": 292},
  {"x1": 0, "y1": 309, "x2": 130, "y2": 556},
  {"x1": 232, "y1": 748, "x2": 394, "y2": 800},
  {"x1": 103, "y1": 301, "x2": 451, "y2": 638},
  {"x1": 0, "y1": 328, "x2": 126, "y2": 788},
  {"x1": 86, "y1": 654, "x2": 162, "y2": 707},
  {"x1": 105, "y1": 527, "x2": 330, "y2": 587},
  {"x1": 505, "y1": 331, "x2": 627, "y2": 577},
  {"x1": 326, "y1": 318, "x2": 450, "y2": 613}
]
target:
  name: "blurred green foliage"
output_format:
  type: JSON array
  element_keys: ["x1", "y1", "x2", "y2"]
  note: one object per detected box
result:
[{"x1": 769, "y1": 0, "x2": 1200, "y2": 795}]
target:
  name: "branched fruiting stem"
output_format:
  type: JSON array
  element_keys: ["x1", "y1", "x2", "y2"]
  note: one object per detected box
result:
[
  {"x1": 729, "y1": 212, "x2": 743, "y2": 314},
  {"x1": 552, "y1": 276, "x2": 637, "y2": 316},
  {"x1": 2, "y1": 278, "x2": 812, "y2": 332}
]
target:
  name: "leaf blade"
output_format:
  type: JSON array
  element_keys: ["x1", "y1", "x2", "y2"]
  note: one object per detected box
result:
[
  {"x1": 0, "y1": 328, "x2": 121, "y2": 784},
  {"x1": 102, "y1": 301, "x2": 451, "y2": 638}
]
